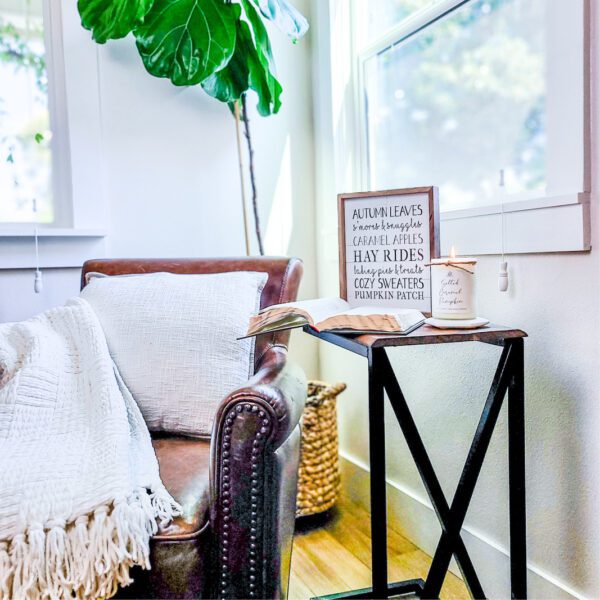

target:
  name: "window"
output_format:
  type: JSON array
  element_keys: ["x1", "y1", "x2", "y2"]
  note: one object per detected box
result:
[
  {"x1": 0, "y1": 0, "x2": 70, "y2": 226},
  {"x1": 338, "y1": 0, "x2": 590, "y2": 253},
  {"x1": 0, "y1": 2, "x2": 106, "y2": 269},
  {"x1": 1, "y1": 0, "x2": 50, "y2": 223}
]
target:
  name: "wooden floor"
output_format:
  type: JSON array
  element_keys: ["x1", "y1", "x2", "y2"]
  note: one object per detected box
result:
[{"x1": 289, "y1": 494, "x2": 469, "y2": 600}]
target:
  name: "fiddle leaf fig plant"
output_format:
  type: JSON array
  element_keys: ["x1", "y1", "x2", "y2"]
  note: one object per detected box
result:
[
  {"x1": 254, "y1": 0, "x2": 308, "y2": 41},
  {"x1": 78, "y1": 0, "x2": 307, "y2": 114},
  {"x1": 202, "y1": 0, "x2": 282, "y2": 115},
  {"x1": 135, "y1": 0, "x2": 240, "y2": 86},
  {"x1": 78, "y1": 0, "x2": 154, "y2": 44},
  {"x1": 78, "y1": 0, "x2": 308, "y2": 254}
]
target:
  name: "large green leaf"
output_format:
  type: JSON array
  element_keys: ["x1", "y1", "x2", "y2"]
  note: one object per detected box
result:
[
  {"x1": 134, "y1": 0, "x2": 239, "y2": 86},
  {"x1": 241, "y1": 0, "x2": 282, "y2": 115},
  {"x1": 202, "y1": 0, "x2": 282, "y2": 115},
  {"x1": 253, "y1": 0, "x2": 308, "y2": 42},
  {"x1": 78, "y1": 0, "x2": 154, "y2": 44},
  {"x1": 201, "y1": 20, "x2": 250, "y2": 104}
]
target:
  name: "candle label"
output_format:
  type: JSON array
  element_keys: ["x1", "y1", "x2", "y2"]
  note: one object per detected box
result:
[
  {"x1": 431, "y1": 266, "x2": 476, "y2": 319},
  {"x1": 342, "y1": 192, "x2": 435, "y2": 313}
]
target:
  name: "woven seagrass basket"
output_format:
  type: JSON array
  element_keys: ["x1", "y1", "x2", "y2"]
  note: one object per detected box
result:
[{"x1": 296, "y1": 380, "x2": 346, "y2": 518}]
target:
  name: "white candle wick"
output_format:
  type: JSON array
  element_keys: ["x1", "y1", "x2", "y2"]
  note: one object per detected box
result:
[{"x1": 449, "y1": 246, "x2": 457, "y2": 259}]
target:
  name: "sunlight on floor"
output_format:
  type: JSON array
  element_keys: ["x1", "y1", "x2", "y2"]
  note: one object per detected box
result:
[{"x1": 289, "y1": 493, "x2": 469, "y2": 600}]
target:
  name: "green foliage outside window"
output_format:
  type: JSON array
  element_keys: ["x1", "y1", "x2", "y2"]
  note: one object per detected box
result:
[{"x1": 0, "y1": 10, "x2": 52, "y2": 223}]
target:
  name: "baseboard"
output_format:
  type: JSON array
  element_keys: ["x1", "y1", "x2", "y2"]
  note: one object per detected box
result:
[{"x1": 340, "y1": 453, "x2": 584, "y2": 600}]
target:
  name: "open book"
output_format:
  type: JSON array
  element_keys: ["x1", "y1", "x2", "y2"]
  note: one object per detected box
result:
[{"x1": 244, "y1": 298, "x2": 425, "y2": 338}]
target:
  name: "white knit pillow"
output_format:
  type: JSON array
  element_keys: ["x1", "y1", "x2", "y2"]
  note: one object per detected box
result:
[{"x1": 81, "y1": 271, "x2": 267, "y2": 437}]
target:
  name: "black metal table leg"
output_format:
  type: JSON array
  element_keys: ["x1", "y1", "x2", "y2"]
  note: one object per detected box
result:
[
  {"x1": 368, "y1": 348, "x2": 389, "y2": 599},
  {"x1": 378, "y1": 350, "x2": 486, "y2": 599},
  {"x1": 508, "y1": 338, "x2": 527, "y2": 599},
  {"x1": 313, "y1": 579, "x2": 425, "y2": 600},
  {"x1": 422, "y1": 342, "x2": 515, "y2": 599},
  {"x1": 307, "y1": 327, "x2": 527, "y2": 600}
]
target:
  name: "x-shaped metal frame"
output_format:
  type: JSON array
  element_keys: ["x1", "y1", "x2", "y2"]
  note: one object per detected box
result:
[{"x1": 315, "y1": 337, "x2": 526, "y2": 600}]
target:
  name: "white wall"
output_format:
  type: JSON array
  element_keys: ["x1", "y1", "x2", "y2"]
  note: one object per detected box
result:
[
  {"x1": 2, "y1": 1, "x2": 599, "y2": 596},
  {"x1": 0, "y1": 268, "x2": 80, "y2": 322},
  {"x1": 0, "y1": 1, "x2": 319, "y2": 376},
  {"x1": 313, "y1": 1, "x2": 600, "y2": 598}
]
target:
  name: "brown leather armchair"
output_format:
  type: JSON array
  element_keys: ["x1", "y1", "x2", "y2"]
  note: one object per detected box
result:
[{"x1": 80, "y1": 257, "x2": 307, "y2": 600}]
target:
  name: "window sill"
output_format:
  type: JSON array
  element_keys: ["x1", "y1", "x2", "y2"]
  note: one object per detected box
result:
[
  {"x1": 0, "y1": 228, "x2": 107, "y2": 270},
  {"x1": 441, "y1": 196, "x2": 591, "y2": 255},
  {"x1": 441, "y1": 192, "x2": 587, "y2": 221},
  {"x1": 0, "y1": 227, "x2": 106, "y2": 238}
]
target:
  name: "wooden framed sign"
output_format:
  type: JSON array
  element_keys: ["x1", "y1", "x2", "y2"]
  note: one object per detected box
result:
[{"x1": 338, "y1": 187, "x2": 440, "y2": 315}]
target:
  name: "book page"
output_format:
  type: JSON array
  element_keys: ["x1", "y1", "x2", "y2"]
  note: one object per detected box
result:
[
  {"x1": 260, "y1": 297, "x2": 350, "y2": 323},
  {"x1": 316, "y1": 306, "x2": 424, "y2": 333},
  {"x1": 346, "y1": 307, "x2": 424, "y2": 330},
  {"x1": 239, "y1": 315, "x2": 309, "y2": 339}
]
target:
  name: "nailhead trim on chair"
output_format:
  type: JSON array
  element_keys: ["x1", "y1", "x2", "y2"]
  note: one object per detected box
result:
[
  {"x1": 226, "y1": 370, "x2": 291, "y2": 420},
  {"x1": 219, "y1": 403, "x2": 272, "y2": 599}
]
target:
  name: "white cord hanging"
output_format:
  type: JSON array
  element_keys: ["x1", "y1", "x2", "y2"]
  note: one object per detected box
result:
[
  {"x1": 498, "y1": 169, "x2": 508, "y2": 292},
  {"x1": 23, "y1": 1, "x2": 43, "y2": 293},
  {"x1": 33, "y1": 198, "x2": 43, "y2": 293}
]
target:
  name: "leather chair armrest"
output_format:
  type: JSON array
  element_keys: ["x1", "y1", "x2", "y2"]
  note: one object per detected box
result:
[
  {"x1": 209, "y1": 345, "x2": 307, "y2": 599},
  {"x1": 223, "y1": 344, "x2": 306, "y2": 447}
]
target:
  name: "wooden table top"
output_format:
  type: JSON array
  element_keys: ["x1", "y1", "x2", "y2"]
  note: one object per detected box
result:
[{"x1": 305, "y1": 323, "x2": 527, "y2": 356}]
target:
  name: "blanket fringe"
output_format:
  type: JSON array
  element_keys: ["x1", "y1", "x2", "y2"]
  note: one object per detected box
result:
[{"x1": 0, "y1": 486, "x2": 180, "y2": 600}]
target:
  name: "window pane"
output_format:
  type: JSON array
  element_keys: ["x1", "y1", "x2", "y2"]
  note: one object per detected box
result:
[
  {"x1": 364, "y1": 0, "x2": 547, "y2": 211},
  {"x1": 0, "y1": 0, "x2": 53, "y2": 223},
  {"x1": 355, "y1": 0, "x2": 436, "y2": 48}
]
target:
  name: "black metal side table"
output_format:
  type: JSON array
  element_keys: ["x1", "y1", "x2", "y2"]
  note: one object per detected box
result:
[{"x1": 305, "y1": 324, "x2": 527, "y2": 600}]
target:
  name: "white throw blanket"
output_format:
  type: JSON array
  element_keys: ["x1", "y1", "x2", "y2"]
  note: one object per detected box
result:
[{"x1": 0, "y1": 298, "x2": 180, "y2": 599}]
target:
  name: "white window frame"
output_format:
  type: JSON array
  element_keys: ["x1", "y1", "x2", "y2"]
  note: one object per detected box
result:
[
  {"x1": 43, "y1": 0, "x2": 72, "y2": 230},
  {"x1": 315, "y1": 0, "x2": 591, "y2": 255},
  {"x1": 0, "y1": 1, "x2": 107, "y2": 268}
]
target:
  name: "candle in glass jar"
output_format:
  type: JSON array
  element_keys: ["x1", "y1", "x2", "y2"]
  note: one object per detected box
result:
[{"x1": 430, "y1": 248, "x2": 477, "y2": 320}]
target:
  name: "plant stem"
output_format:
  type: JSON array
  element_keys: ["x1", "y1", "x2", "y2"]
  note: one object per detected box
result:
[
  {"x1": 241, "y1": 93, "x2": 264, "y2": 255},
  {"x1": 233, "y1": 100, "x2": 251, "y2": 256}
]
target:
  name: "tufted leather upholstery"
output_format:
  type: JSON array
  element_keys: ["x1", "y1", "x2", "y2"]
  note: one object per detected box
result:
[{"x1": 81, "y1": 258, "x2": 307, "y2": 599}]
